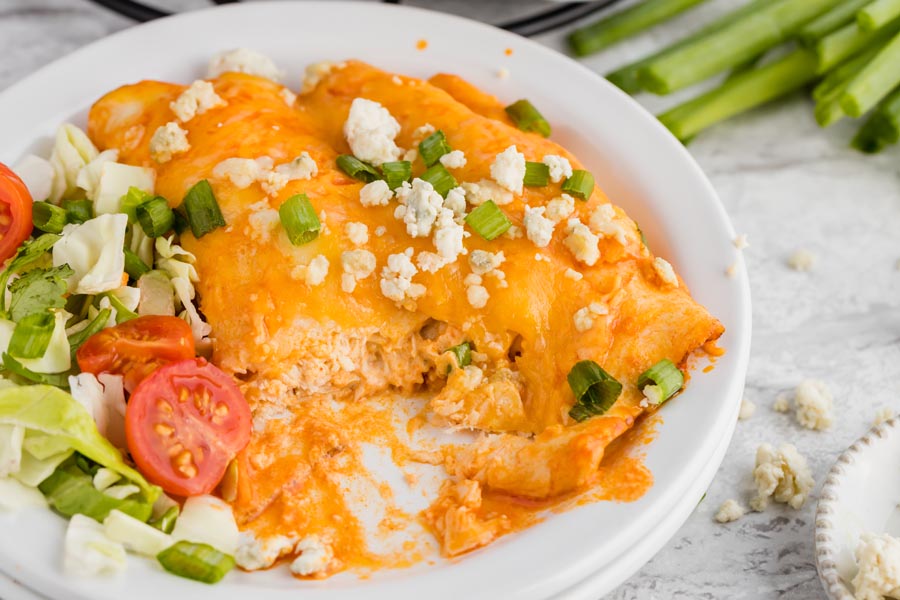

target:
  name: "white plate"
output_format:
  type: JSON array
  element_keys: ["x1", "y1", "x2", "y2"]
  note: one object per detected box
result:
[{"x1": 0, "y1": 2, "x2": 751, "y2": 598}]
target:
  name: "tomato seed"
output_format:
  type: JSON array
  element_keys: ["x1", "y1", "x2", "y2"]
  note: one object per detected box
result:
[{"x1": 154, "y1": 423, "x2": 175, "y2": 437}]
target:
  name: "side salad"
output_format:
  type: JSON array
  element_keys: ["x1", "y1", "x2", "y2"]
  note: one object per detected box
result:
[{"x1": 0, "y1": 123, "x2": 252, "y2": 584}]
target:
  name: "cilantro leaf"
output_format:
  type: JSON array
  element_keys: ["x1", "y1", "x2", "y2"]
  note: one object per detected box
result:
[
  {"x1": 0, "y1": 233, "x2": 62, "y2": 313},
  {"x1": 8, "y1": 264, "x2": 75, "y2": 322}
]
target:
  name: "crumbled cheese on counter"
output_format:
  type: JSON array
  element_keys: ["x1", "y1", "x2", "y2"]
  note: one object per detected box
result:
[
  {"x1": 262, "y1": 153, "x2": 318, "y2": 195},
  {"x1": 443, "y1": 187, "x2": 467, "y2": 219},
  {"x1": 374, "y1": 225, "x2": 386, "y2": 237},
  {"x1": 462, "y1": 179, "x2": 514, "y2": 206},
  {"x1": 490, "y1": 145, "x2": 526, "y2": 195},
  {"x1": 301, "y1": 61, "x2": 345, "y2": 93},
  {"x1": 792, "y1": 379, "x2": 833, "y2": 431},
  {"x1": 292, "y1": 255, "x2": 329, "y2": 287},
  {"x1": 208, "y1": 48, "x2": 284, "y2": 82},
  {"x1": 380, "y1": 248, "x2": 425, "y2": 304},
  {"x1": 149, "y1": 122, "x2": 190, "y2": 163},
  {"x1": 733, "y1": 233, "x2": 750, "y2": 250},
  {"x1": 715, "y1": 499, "x2": 746, "y2": 523},
  {"x1": 394, "y1": 178, "x2": 443, "y2": 237},
  {"x1": 542, "y1": 154, "x2": 573, "y2": 183},
  {"x1": 725, "y1": 262, "x2": 739, "y2": 278},
  {"x1": 212, "y1": 156, "x2": 273, "y2": 188},
  {"x1": 564, "y1": 268, "x2": 583, "y2": 281},
  {"x1": 170, "y1": 80, "x2": 226, "y2": 123},
  {"x1": 440, "y1": 150, "x2": 467, "y2": 169},
  {"x1": 523, "y1": 206, "x2": 554, "y2": 248},
  {"x1": 464, "y1": 274, "x2": 489, "y2": 309},
  {"x1": 246, "y1": 200, "x2": 280, "y2": 243},
  {"x1": 545, "y1": 193, "x2": 575, "y2": 223},
  {"x1": 653, "y1": 257, "x2": 679, "y2": 287},
  {"x1": 359, "y1": 179, "x2": 393, "y2": 207},
  {"x1": 853, "y1": 533, "x2": 900, "y2": 600},
  {"x1": 469, "y1": 250, "x2": 505, "y2": 275},
  {"x1": 564, "y1": 218, "x2": 600, "y2": 266},
  {"x1": 739, "y1": 398, "x2": 756, "y2": 420},
  {"x1": 749, "y1": 443, "x2": 814, "y2": 511},
  {"x1": 280, "y1": 87, "x2": 297, "y2": 106},
  {"x1": 344, "y1": 98, "x2": 402, "y2": 166},
  {"x1": 345, "y1": 222, "x2": 369, "y2": 246},
  {"x1": 573, "y1": 302, "x2": 607, "y2": 333},
  {"x1": 497, "y1": 67, "x2": 510, "y2": 80},
  {"x1": 589, "y1": 204, "x2": 627, "y2": 245},
  {"x1": 787, "y1": 248, "x2": 815, "y2": 271},
  {"x1": 773, "y1": 393, "x2": 791, "y2": 413},
  {"x1": 290, "y1": 536, "x2": 334, "y2": 577},
  {"x1": 235, "y1": 532, "x2": 297, "y2": 570},
  {"x1": 875, "y1": 407, "x2": 895, "y2": 426},
  {"x1": 340, "y1": 249, "x2": 376, "y2": 293}
]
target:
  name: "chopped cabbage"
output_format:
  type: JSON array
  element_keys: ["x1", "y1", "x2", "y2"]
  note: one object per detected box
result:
[
  {"x1": 171, "y1": 495, "x2": 240, "y2": 555},
  {"x1": 14, "y1": 448, "x2": 72, "y2": 487},
  {"x1": 68, "y1": 372, "x2": 126, "y2": 450},
  {"x1": 63, "y1": 513, "x2": 127, "y2": 576},
  {"x1": 92, "y1": 467, "x2": 121, "y2": 492},
  {"x1": 172, "y1": 277, "x2": 212, "y2": 343},
  {"x1": 103, "y1": 483, "x2": 140, "y2": 500},
  {"x1": 53, "y1": 213, "x2": 127, "y2": 294},
  {"x1": 129, "y1": 225, "x2": 154, "y2": 267},
  {"x1": 0, "y1": 424, "x2": 24, "y2": 477},
  {"x1": 49, "y1": 124, "x2": 99, "y2": 201},
  {"x1": 155, "y1": 236, "x2": 198, "y2": 282},
  {"x1": 109, "y1": 286, "x2": 140, "y2": 312},
  {"x1": 93, "y1": 162, "x2": 155, "y2": 215},
  {"x1": 104, "y1": 509, "x2": 173, "y2": 557},
  {"x1": 13, "y1": 154, "x2": 55, "y2": 202},
  {"x1": 76, "y1": 149, "x2": 119, "y2": 201},
  {"x1": 0, "y1": 476, "x2": 47, "y2": 511}
]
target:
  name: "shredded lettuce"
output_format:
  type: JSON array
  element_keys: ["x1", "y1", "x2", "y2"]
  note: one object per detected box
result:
[
  {"x1": 94, "y1": 163, "x2": 155, "y2": 216},
  {"x1": 0, "y1": 424, "x2": 24, "y2": 477},
  {"x1": 172, "y1": 277, "x2": 211, "y2": 343},
  {"x1": 0, "y1": 384, "x2": 159, "y2": 502},
  {"x1": 171, "y1": 495, "x2": 240, "y2": 555},
  {"x1": 53, "y1": 214, "x2": 127, "y2": 295},
  {"x1": 14, "y1": 447, "x2": 72, "y2": 487},
  {"x1": 63, "y1": 513, "x2": 127, "y2": 576},
  {"x1": 13, "y1": 154, "x2": 56, "y2": 203},
  {"x1": 92, "y1": 468, "x2": 121, "y2": 491},
  {"x1": 104, "y1": 509, "x2": 173, "y2": 557},
  {"x1": 0, "y1": 476, "x2": 47, "y2": 511},
  {"x1": 76, "y1": 149, "x2": 119, "y2": 201},
  {"x1": 68, "y1": 373, "x2": 126, "y2": 451},
  {"x1": 137, "y1": 271, "x2": 175, "y2": 316}
]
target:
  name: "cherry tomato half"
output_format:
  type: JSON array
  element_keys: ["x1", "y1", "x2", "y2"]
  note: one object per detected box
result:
[
  {"x1": 0, "y1": 163, "x2": 35, "y2": 265},
  {"x1": 125, "y1": 358, "x2": 251, "y2": 497},
  {"x1": 76, "y1": 315, "x2": 195, "y2": 392}
]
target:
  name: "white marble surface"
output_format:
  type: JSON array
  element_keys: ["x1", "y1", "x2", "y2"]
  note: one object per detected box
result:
[{"x1": 3, "y1": 0, "x2": 900, "y2": 598}]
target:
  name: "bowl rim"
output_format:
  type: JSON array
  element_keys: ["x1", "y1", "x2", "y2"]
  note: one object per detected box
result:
[{"x1": 815, "y1": 417, "x2": 900, "y2": 600}]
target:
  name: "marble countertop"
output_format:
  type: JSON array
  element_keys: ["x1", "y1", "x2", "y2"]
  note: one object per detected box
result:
[{"x1": 3, "y1": 0, "x2": 899, "y2": 598}]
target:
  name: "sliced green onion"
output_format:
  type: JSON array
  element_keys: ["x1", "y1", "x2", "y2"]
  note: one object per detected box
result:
[
  {"x1": 182, "y1": 180, "x2": 226, "y2": 239},
  {"x1": 278, "y1": 193, "x2": 320, "y2": 246},
  {"x1": 465, "y1": 200, "x2": 512, "y2": 241},
  {"x1": 157, "y1": 541, "x2": 235, "y2": 584},
  {"x1": 106, "y1": 293, "x2": 138, "y2": 324},
  {"x1": 68, "y1": 308, "x2": 112, "y2": 355},
  {"x1": 418, "y1": 130, "x2": 452, "y2": 166},
  {"x1": 568, "y1": 0, "x2": 709, "y2": 57},
  {"x1": 8, "y1": 312, "x2": 54, "y2": 359},
  {"x1": 523, "y1": 161, "x2": 550, "y2": 187},
  {"x1": 32, "y1": 202, "x2": 67, "y2": 234},
  {"x1": 505, "y1": 99, "x2": 552, "y2": 137},
  {"x1": 120, "y1": 186, "x2": 152, "y2": 224},
  {"x1": 150, "y1": 506, "x2": 179, "y2": 535},
  {"x1": 136, "y1": 197, "x2": 175, "y2": 238},
  {"x1": 445, "y1": 342, "x2": 472, "y2": 370},
  {"x1": 124, "y1": 248, "x2": 151, "y2": 280},
  {"x1": 859, "y1": 0, "x2": 900, "y2": 32},
  {"x1": 840, "y1": 29, "x2": 900, "y2": 117},
  {"x1": 798, "y1": 0, "x2": 873, "y2": 45},
  {"x1": 62, "y1": 199, "x2": 93, "y2": 224},
  {"x1": 567, "y1": 360, "x2": 623, "y2": 422},
  {"x1": 420, "y1": 163, "x2": 457, "y2": 197},
  {"x1": 561, "y1": 170, "x2": 595, "y2": 200},
  {"x1": 75, "y1": 453, "x2": 100, "y2": 476},
  {"x1": 381, "y1": 161, "x2": 412, "y2": 190},
  {"x1": 172, "y1": 206, "x2": 189, "y2": 235},
  {"x1": 2, "y1": 353, "x2": 70, "y2": 388},
  {"x1": 852, "y1": 85, "x2": 900, "y2": 153},
  {"x1": 336, "y1": 155, "x2": 380, "y2": 183},
  {"x1": 815, "y1": 17, "x2": 900, "y2": 74},
  {"x1": 637, "y1": 358, "x2": 685, "y2": 406}
]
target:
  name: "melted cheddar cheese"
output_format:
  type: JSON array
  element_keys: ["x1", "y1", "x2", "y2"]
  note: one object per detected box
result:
[{"x1": 87, "y1": 60, "x2": 723, "y2": 573}]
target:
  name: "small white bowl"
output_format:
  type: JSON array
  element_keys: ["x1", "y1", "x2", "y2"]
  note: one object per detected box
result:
[{"x1": 816, "y1": 417, "x2": 900, "y2": 600}]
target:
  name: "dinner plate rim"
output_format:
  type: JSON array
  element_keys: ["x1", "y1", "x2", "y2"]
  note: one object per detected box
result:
[{"x1": 0, "y1": 2, "x2": 752, "y2": 599}]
